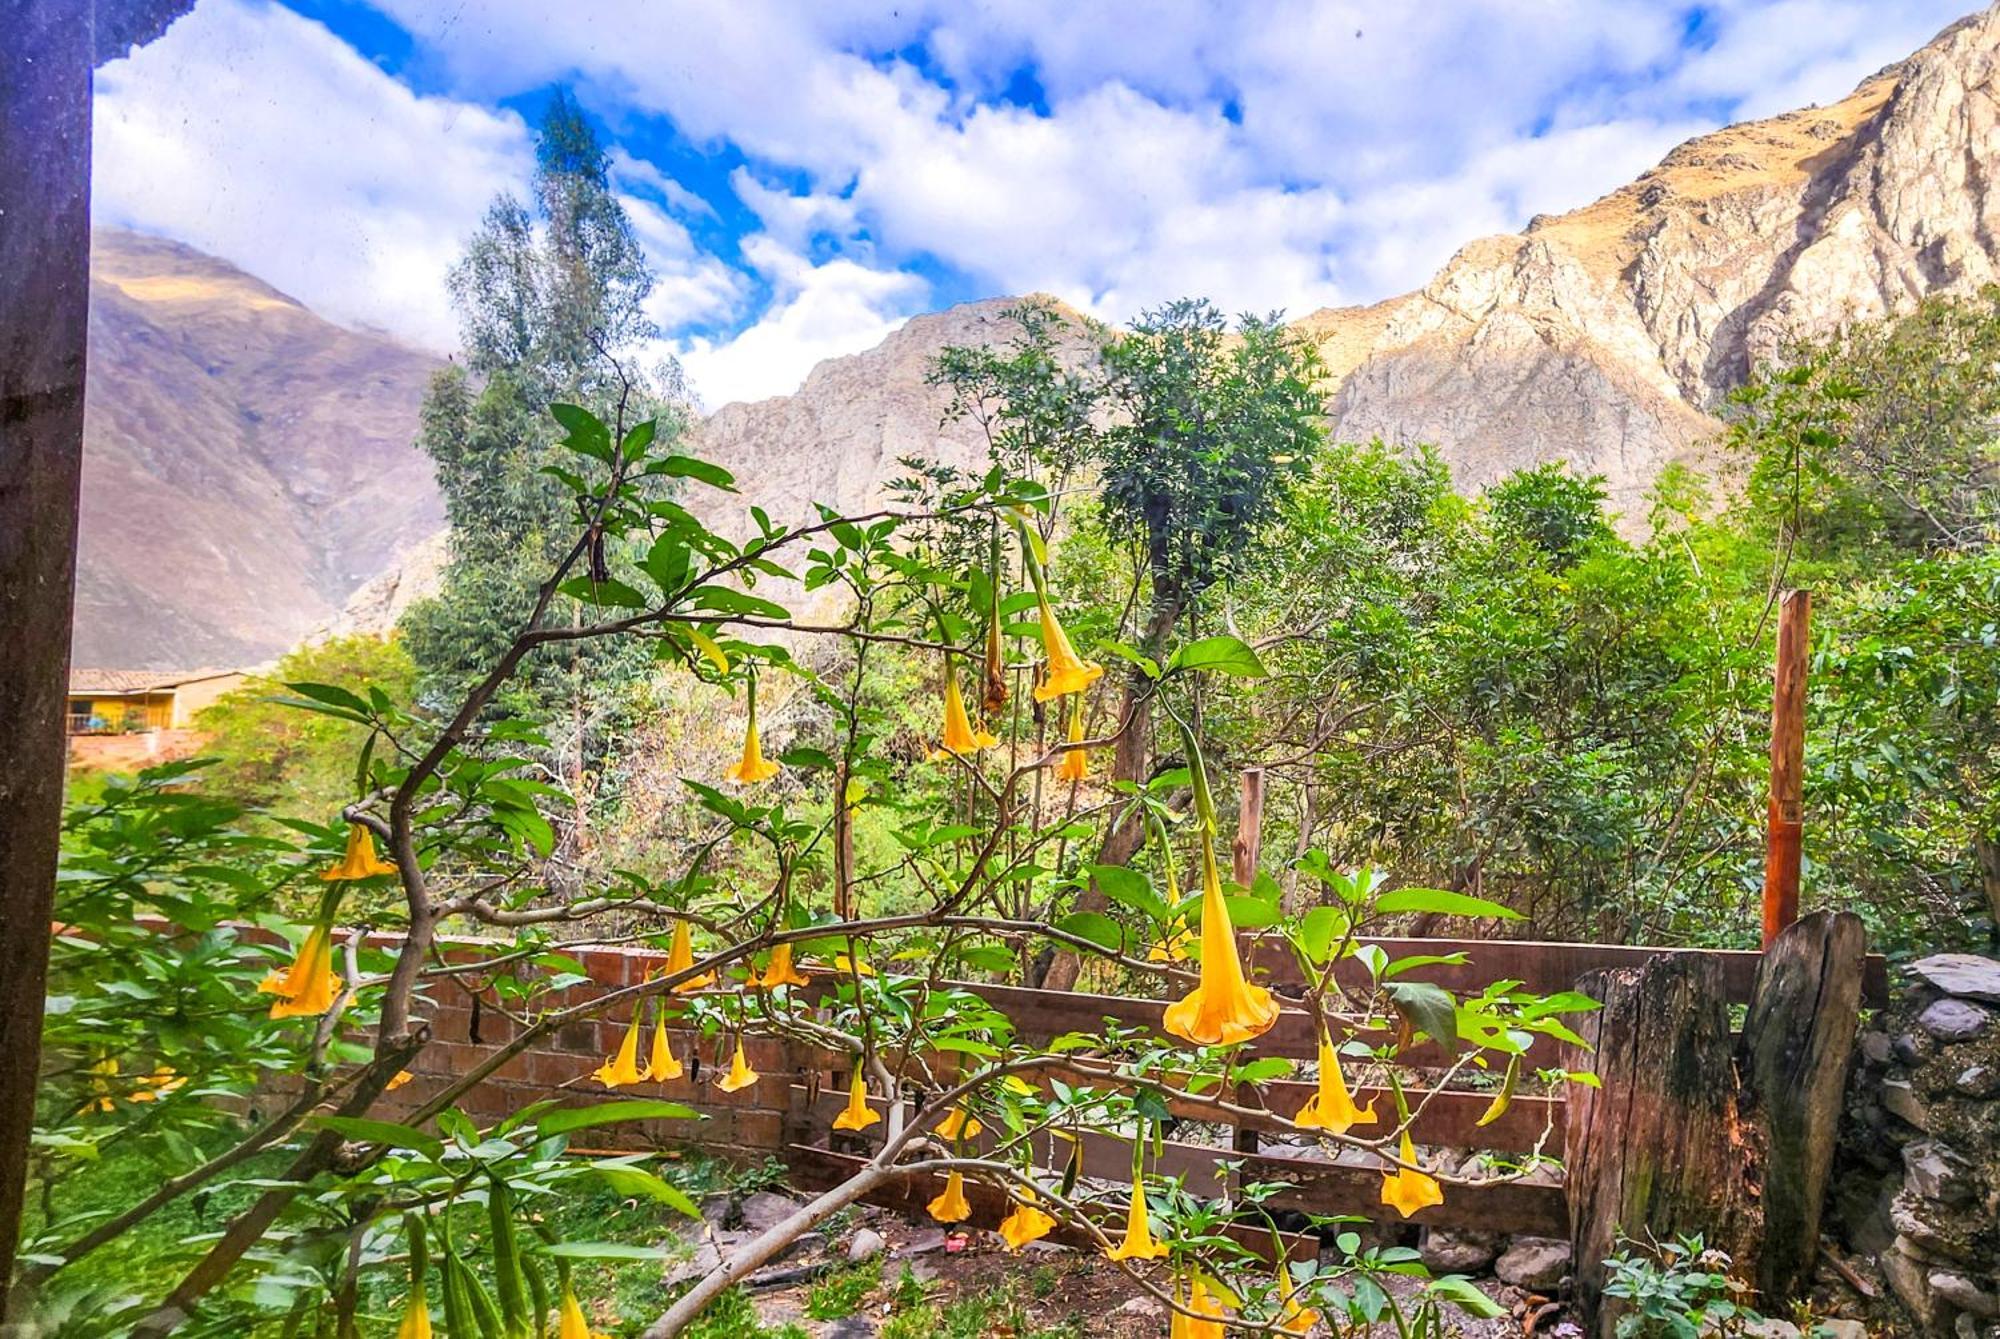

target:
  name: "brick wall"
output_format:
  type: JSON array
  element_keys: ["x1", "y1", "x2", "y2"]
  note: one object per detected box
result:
[{"x1": 371, "y1": 938, "x2": 822, "y2": 1161}]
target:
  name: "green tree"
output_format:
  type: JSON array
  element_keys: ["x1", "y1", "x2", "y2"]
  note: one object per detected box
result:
[
  {"x1": 193, "y1": 635, "x2": 416, "y2": 819},
  {"x1": 401, "y1": 94, "x2": 685, "y2": 854}
]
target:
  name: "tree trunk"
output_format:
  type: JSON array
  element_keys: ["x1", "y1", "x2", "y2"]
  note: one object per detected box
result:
[
  {"x1": 1737, "y1": 910, "x2": 1865, "y2": 1304},
  {"x1": 1564, "y1": 913, "x2": 1868, "y2": 1335},
  {"x1": 0, "y1": 7, "x2": 94, "y2": 1318},
  {"x1": 1037, "y1": 599, "x2": 1176, "y2": 990},
  {"x1": 1974, "y1": 836, "x2": 2000, "y2": 945},
  {"x1": 1563, "y1": 955, "x2": 1757, "y2": 1333}
]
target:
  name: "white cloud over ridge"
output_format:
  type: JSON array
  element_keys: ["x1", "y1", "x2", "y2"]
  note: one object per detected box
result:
[{"x1": 95, "y1": 0, "x2": 1984, "y2": 404}]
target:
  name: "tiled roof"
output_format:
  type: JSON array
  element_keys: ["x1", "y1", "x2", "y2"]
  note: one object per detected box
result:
[{"x1": 69, "y1": 668, "x2": 236, "y2": 695}]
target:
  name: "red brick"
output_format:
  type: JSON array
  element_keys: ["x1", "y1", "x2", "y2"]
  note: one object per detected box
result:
[{"x1": 733, "y1": 1110, "x2": 785, "y2": 1150}]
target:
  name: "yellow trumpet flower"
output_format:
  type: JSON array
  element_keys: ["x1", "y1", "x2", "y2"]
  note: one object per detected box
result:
[
  {"x1": 258, "y1": 922, "x2": 342, "y2": 1019},
  {"x1": 831, "y1": 1068, "x2": 881, "y2": 1132},
  {"x1": 1056, "y1": 697, "x2": 1088, "y2": 782},
  {"x1": 128, "y1": 1065, "x2": 187, "y2": 1103},
  {"x1": 1031, "y1": 597, "x2": 1103, "y2": 702},
  {"x1": 558, "y1": 1285, "x2": 611, "y2": 1339},
  {"x1": 926, "y1": 1170, "x2": 972, "y2": 1223},
  {"x1": 594, "y1": 1013, "x2": 645, "y2": 1089},
  {"x1": 725, "y1": 683, "x2": 781, "y2": 784},
  {"x1": 395, "y1": 1285, "x2": 433, "y2": 1339},
  {"x1": 1292, "y1": 1030, "x2": 1376, "y2": 1135},
  {"x1": 716, "y1": 1037, "x2": 759, "y2": 1093},
  {"x1": 1379, "y1": 1131, "x2": 1445, "y2": 1218},
  {"x1": 1171, "y1": 1277, "x2": 1227, "y2": 1339},
  {"x1": 753, "y1": 942, "x2": 811, "y2": 990},
  {"x1": 665, "y1": 920, "x2": 717, "y2": 993},
  {"x1": 930, "y1": 666, "x2": 999, "y2": 759},
  {"x1": 1105, "y1": 1173, "x2": 1168, "y2": 1261},
  {"x1": 936, "y1": 1105, "x2": 983, "y2": 1140},
  {"x1": 997, "y1": 1188, "x2": 1056, "y2": 1251},
  {"x1": 321, "y1": 823, "x2": 397, "y2": 881},
  {"x1": 1276, "y1": 1263, "x2": 1320, "y2": 1335},
  {"x1": 1161, "y1": 836, "x2": 1280, "y2": 1047},
  {"x1": 647, "y1": 1010, "x2": 682, "y2": 1082}
]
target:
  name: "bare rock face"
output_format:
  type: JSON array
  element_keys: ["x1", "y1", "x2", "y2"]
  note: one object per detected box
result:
[
  {"x1": 1299, "y1": 7, "x2": 2000, "y2": 525},
  {"x1": 78, "y1": 227, "x2": 442, "y2": 668}
]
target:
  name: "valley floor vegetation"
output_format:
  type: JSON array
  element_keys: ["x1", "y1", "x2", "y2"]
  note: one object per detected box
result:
[{"x1": 23, "y1": 97, "x2": 1998, "y2": 1339}]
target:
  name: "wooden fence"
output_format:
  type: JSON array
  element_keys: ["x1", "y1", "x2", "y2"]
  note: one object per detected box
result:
[{"x1": 371, "y1": 930, "x2": 1887, "y2": 1248}]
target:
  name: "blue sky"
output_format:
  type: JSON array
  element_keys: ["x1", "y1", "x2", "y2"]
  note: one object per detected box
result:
[{"x1": 92, "y1": 0, "x2": 1980, "y2": 408}]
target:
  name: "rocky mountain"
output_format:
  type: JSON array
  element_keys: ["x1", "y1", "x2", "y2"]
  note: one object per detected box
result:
[
  {"x1": 1300, "y1": 6, "x2": 2000, "y2": 519},
  {"x1": 77, "y1": 227, "x2": 442, "y2": 668},
  {"x1": 80, "y1": 8, "x2": 2000, "y2": 663},
  {"x1": 699, "y1": 9, "x2": 2000, "y2": 529}
]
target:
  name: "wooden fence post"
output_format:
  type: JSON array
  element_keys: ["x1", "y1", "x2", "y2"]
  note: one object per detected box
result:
[{"x1": 1763, "y1": 590, "x2": 1810, "y2": 948}]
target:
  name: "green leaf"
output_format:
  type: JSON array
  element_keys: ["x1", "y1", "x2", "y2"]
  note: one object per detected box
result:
[
  {"x1": 550, "y1": 403, "x2": 612, "y2": 460},
  {"x1": 535, "y1": 1100, "x2": 701, "y2": 1137},
  {"x1": 284, "y1": 681, "x2": 372, "y2": 716},
  {"x1": 1387, "y1": 982, "x2": 1460, "y2": 1059},
  {"x1": 1429, "y1": 1275, "x2": 1506, "y2": 1318},
  {"x1": 1230, "y1": 1057, "x2": 1293, "y2": 1085},
  {"x1": 310, "y1": 1116, "x2": 443, "y2": 1160},
  {"x1": 1383, "y1": 952, "x2": 1471, "y2": 979},
  {"x1": 621, "y1": 418, "x2": 657, "y2": 462},
  {"x1": 1372, "y1": 888, "x2": 1523, "y2": 921},
  {"x1": 686, "y1": 586, "x2": 790, "y2": 620},
  {"x1": 685, "y1": 627, "x2": 730, "y2": 675},
  {"x1": 1297, "y1": 906, "x2": 1347, "y2": 964},
  {"x1": 656, "y1": 455, "x2": 736, "y2": 490},
  {"x1": 1166, "y1": 635, "x2": 1267, "y2": 678},
  {"x1": 1089, "y1": 864, "x2": 1169, "y2": 924},
  {"x1": 591, "y1": 1166, "x2": 698, "y2": 1216},
  {"x1": 558, "y1": 577, "x2": 649, "y2": 610},
  {"x1": 1221, "y1": 895, "x2": 1280, "y2": 929},
  {"x1": 541, "y1": 1242, "x2": 675, "y2": 1261},
  {"x1": 1055, "y1": 912, "x2": 1125, "y2": 955},
  {"x1": 1098, "y1": 640, "x2": 1162, "y2": 680}
]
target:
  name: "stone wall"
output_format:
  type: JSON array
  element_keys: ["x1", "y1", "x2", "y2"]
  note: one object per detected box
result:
[{"x1": 1840, "y1": 954, "x2": 2000, "y2": 1338}]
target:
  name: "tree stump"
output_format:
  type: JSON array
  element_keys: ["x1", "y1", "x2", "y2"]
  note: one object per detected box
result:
[
  {"x1": 1563, "y1": 912, "x2": 1868, "y2": 1335},
  {"x1": 1564, "y1": 955, "x2": 1756, "y2": 1330},
  {"x1": 1737, "y1": 910, "x2": 1866, "y2": 1303}
]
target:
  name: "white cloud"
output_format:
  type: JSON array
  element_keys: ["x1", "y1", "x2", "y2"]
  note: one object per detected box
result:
[
  {"x1": 675, "y1": 236, "x2": 927, "y2": 409},
  {"x1": 92, "y1": 0, "x2": 531, "y2": 349}
]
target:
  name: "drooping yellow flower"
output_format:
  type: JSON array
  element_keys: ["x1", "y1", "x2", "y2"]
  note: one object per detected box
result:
[
  {"x1": 753, "y1": 942, "x2": 811, "y2": 990},
  {"x1": 716, "y1": 1037, "x2": 759, "y2": 1093},
  {"x1": 1170, "y1": 1277, "x2": 1227, "y2": 1339},
  {"x1": 997, "y1": 1188, "x2": 1056, "y2": 1251},
  {"x1": 831, "y1": 1068, "x2": 881, "y2": 1132},
  {"x1": 1056, "y1": 697, "x2": 1088, "y2": 782},
  {"x1": 128, "y1": 1065, "x2": 187, "y2": 1103},
  {"x1": 926, "y1": 1170, "x2": 972, "y2": 1223},
  {"x1": 1031, "y1": 598, "x2": 1104, "y2": 702},
  {"x1": 321, "y1": 823, "x2": 398, "y2": 881},
  {"x1": 725, "y1": 683, "x2": 781, "y2": 784},
  {"x1": 1276, "y1": 1262, "x2": 1320, "y2": 1335},
  {"x1": 936, "y1": 1105, "x2": 983, "y2": 1140},
  {"x1": 83, "y1": 1057, "x2": 119, "y2": 1114},
  {"x1": 258, "y1": 923, "x2": 342, "y2": 1019},
  {"x1": 1105, "y1": 1173, "x2": 1168, "y2": 1261},
  {"x1": 665, "y1": 920, "x2": 716, "y2": 993},
  {"x1": 1147, "y1": 920, "x2": 1193, "y2": 963},
  {"x1": 647, "y1": 1010, "x2": 682, "y2": 1082},
  {"x1": 1161, "y1": 836, "x2": 1280, "y2": 1047},
  {"x1": 1292, "y1": 1030, "x2": 1376, "y2": 1135},
  {"x1": 930, "y1": 666, "x2": 999, "y2": 760},
  {"x1": 594, "y1": 1013, "x2": 646, "y2": 1089},
  {"x1": 558, "y1": 1285, "x2": 611, "y2": 1339},
  {"x1": 1379, "y1": 1131, "x2": 1445, "y2": 1218},
  {"x1": 395, "y1": 1284, "x2": 433, "y2": 1339}
]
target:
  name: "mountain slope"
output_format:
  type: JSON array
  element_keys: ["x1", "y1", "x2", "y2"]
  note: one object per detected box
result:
[
  {"x1": 1301, "y1": 7, "x2": 2000, "y2": 517},
  {"x1": 78, "y1": 228, "x2": 443, "y2": 668}
]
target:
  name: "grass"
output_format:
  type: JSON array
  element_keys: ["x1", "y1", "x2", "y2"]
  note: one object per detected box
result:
[{"x1": 805, "y1": 1256, "x2": 882, "y2": 1320}]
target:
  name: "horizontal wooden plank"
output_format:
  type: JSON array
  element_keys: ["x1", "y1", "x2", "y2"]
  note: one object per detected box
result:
[
  {"x1": 1244, "y1": 1148, "x2": 1570, "y2": 1237},
  {"x1": 1245, "y1": 936, "x2": 1888, "y2": 1007},
  {"x1": 785, "y1": 1145, "x2": 1317, "y2": 1264}
]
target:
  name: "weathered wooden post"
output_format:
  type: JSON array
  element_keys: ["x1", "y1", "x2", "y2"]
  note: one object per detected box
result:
[
  {"x1": 1763, "y1": 590, "x2": 1810, "y2": 948},
  {"x1": 1563, "y1": 912, "x2": 1866, "y2": 1336}
]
